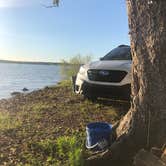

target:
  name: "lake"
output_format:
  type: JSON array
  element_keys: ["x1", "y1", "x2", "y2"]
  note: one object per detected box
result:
[{"x1": 0, "y1": 62, "x2": 63, "y2": 99}]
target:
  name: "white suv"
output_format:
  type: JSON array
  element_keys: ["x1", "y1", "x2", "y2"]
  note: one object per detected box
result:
[{"x1": 73, "y1": 45, "x2": 132, "y2": 100}]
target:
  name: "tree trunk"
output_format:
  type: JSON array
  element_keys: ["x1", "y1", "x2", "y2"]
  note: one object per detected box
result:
[
  {"x1": 87, "y1": 0, "x2": 166, "y2": 165},
  {"x1": 127, "y1": 0, "x2": 166, "y2": 149}
]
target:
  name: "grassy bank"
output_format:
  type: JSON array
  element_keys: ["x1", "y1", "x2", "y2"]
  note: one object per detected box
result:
[{"x1": 0, "y1": 80, "x2": 130, "y2": 166}]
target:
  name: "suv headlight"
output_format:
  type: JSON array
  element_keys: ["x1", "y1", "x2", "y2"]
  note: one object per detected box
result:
[{"x1": 79, "y1": 66, "x2": 86, "y2": 75}]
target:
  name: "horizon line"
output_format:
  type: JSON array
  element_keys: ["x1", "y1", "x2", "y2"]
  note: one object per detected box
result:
[{"x1": 0, "y1": 59, "x2": 62, "y2": 65}]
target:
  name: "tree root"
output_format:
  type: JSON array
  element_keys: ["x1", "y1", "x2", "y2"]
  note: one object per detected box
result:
[{"x1": 85, "y1": 110, "x2": 144, "y2": 166}]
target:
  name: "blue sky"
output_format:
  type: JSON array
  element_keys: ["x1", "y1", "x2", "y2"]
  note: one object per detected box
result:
[{"x1": 0, "y1": 0, "x2": 129, "y2": 62}]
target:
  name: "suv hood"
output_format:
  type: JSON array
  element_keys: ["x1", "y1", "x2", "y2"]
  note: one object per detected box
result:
[{"x1": 86, "y1": 60, "x2": 131, "y2": 71}]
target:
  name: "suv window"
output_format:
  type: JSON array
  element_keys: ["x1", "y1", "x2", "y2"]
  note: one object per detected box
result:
[{"x1": 101, "y1": 46, "x2": 132, "y2": 60}]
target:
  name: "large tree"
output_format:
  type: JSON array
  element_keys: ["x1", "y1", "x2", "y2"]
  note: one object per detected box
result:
[
  {"x1": 115, "y1": 0, "x2": 166, "y2": 151},
  {"x1": 55, "y1": 0, "x2": 166, "y2": 165}
]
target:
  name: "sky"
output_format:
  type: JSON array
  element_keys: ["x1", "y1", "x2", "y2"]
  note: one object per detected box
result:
[{"x1": 0, "y1": 0, "x2": 129, "y2": 62}]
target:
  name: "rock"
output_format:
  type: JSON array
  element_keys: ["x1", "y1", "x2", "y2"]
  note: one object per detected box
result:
[
  {"x1": 134, "y1": 149, "x2": 166, "y2": 166},
  {"x1": 11, "y1": 92, "x2": 21, "y2": 96},
  {"x1": 22, "y1": 88, "x2": 29, "y2": 92}
]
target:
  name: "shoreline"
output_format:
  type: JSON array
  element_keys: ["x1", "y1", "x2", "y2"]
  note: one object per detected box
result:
[{"x1": 0, "y1": 81, "x2": 63, "y2": 101}]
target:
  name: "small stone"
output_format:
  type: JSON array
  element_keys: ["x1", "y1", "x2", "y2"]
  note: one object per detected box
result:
[
  {"x1": 22, "y1": 88, "x2": 29, "y2": 92},
  {"x1": 11, "y1": 92, "x2": 21, "y2": 96}
]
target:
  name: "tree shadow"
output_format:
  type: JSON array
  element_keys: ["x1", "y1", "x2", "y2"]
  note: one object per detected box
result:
[{"x1": 94, "y1": 97, "x2": 131, "y2": 116}]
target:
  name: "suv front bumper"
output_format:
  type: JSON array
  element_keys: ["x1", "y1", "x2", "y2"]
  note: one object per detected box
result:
[{"x1": 81, "y1": 81, "x2": 131, "y2": 99}]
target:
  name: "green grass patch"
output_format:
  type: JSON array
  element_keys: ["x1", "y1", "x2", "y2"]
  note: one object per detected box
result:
[
  {"x1": 0, "y1": 111, "x2": 22, "y2": 130},
  {"x1": 31, "y1": 103, "x2": 53, "y2": 112},
  {"x1": 57, "y1": 80, "x2": 72, "y2": 87},
  {"x1": 23, "y1": 135, "x2": 84, "y2": 166},
  {"x1": 56, "y1": 136, "x2": 84, "y2": 166}
]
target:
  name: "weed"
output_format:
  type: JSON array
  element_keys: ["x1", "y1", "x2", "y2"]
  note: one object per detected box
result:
[
  {"x1": 56, "y1": 136, "x2": 84, "y2": 166},
  {"x1": 30, "y1": 139, "x2": 57, "y2": 157}
]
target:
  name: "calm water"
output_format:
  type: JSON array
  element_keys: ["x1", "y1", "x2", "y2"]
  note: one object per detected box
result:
[{"x1": 0, "y1": 63, "x2": 63, "y2": 99}]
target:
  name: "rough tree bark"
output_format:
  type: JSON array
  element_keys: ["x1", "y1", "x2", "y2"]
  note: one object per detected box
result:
[{"x1": 87, "y1": 0, "x2": 166, "y2": 165}]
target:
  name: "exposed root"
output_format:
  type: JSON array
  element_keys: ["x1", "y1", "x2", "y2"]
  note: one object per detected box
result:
[{"x1": 85, "y1": 109, "x2": 144, "y2": 166}]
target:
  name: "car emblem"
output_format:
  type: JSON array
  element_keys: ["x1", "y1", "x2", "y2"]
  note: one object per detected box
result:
[{"x1": 99, "y1": 70, "x2": 109, "y2": 76}]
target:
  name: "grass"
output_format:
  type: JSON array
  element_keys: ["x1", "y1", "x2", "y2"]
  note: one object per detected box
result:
[
  {"x1": 56, "y1": 135, "x2": 84, "y2": 166},
  {"x1": 0, "y1": 111, "x2": 22, "y2": 130},
  {"x1": 16, "y1": 134, "x2": 85, "y2": 166},
  {"x1": 0, "y1": 80, "x2": 130, "y2": 165},
  {"x1": 57, "y1": 79, "x2": 72, "y2": 87}
]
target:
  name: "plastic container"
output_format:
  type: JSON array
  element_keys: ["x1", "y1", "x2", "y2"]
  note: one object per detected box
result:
[{"x1": 86, "y1": 122, "x2": 112, "y2": 151}]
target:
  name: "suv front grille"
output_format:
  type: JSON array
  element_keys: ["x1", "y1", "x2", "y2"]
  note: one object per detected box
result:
[{"x1": 87, "y1": 70, "x2": 127, "y2": 83}]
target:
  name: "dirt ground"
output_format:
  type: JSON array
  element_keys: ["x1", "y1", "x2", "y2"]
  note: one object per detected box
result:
[{"x1": 0, "y1": 81, "x2": 130, "y2": 165}]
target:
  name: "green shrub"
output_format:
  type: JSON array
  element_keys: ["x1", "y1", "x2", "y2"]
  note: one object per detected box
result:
[{"x1": 61, "y1": 54, "x2": 92, "y2": 78}]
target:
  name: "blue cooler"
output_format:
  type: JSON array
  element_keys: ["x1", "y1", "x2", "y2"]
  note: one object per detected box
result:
[{"x1": 86, "y1": 122, "x2": 112, "y2": 151}]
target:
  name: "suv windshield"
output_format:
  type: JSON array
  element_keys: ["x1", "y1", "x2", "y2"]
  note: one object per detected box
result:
[{"x1": 101, "y1": 46, "x2": 132, "y2": 60}]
